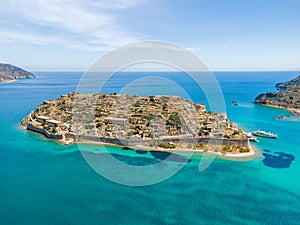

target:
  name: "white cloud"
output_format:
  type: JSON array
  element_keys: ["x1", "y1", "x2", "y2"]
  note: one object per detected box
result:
[
  {"x1": 0, "y1": 29, "x2": 63, "y2": 45},
  {"x1": 186, "y1": 47, "x2": 203, "y2": 52},
  {"x1": 0, "y1": 0, "x2": 143, "y2": 51},
  {"x1": 123, "y1": 41, "x2": 203, "y2": 52}
]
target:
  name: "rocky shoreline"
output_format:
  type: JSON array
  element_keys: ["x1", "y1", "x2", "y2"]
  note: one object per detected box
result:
[
  {"x1": 0, "y1": 63, "x2": 35, "y2": 82},
  {"x1": 256, "y1": 103, "x2": 300, "y2": 115},
  {"x1": 22, "y1": 122, "x2": 256, "y2": 159},
  {"x1": 254, "y1": 75, "x2": 300, "y2": 114}
]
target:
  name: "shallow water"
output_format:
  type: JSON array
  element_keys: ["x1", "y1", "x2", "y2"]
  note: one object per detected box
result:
[{"x1": 1, "y1": 71, "x2": 300, "y2": 225}]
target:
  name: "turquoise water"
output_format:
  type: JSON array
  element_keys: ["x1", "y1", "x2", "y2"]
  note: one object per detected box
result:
[{"x1": 1, "y1": 71, "x2": 300, "y2": 225}]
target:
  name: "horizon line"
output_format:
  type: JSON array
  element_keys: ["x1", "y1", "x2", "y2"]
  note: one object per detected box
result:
[{"x1": 31, "y1": 69, "x2": 300, "y2": 73}]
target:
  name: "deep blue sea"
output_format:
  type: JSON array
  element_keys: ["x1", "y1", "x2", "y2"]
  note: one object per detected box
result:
[{"x1": 1, "y1": 71, "x2": 300, "y2": 225}]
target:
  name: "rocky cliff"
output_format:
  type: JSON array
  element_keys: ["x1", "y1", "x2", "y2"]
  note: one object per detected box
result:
[
  {"x1": 254, "y1": 75, "x2": 300, "y2": 114},
  {"x1": 0, "y1": 63, "x2": 35, "y2": 82}
]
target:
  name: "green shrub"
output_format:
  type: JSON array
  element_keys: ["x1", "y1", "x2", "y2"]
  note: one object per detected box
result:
[
  {"x1": 63, "y1": 116, "x2": 72, "y2": 122},
  {"x1": 198, "y1": 128, "x2": 204, "y2": 136},
  {"x1": 149, "y1": 96, "x2": 155, "y2": 102},
  {"x1": 158, "y1": 142, "x2": 176, "y2": 149},
  {"x1": 196, "y1": 143, "x2": 205, "y2": 149},
  {"x1": 166, "y1": 112, "x2": 181, "y2": 128},
  {"x1": 143, "y1": 114, "x2": 156, "y2": 121},
  {"x1": 239, "y1": 147, "x2": 250, "y2": 153}
]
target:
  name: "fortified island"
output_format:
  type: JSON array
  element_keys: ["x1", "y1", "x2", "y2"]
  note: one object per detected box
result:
[
  {"x1": 0, "y1": 63, "x2": 35, "y2": 82},
  {"x1": 254, "y1": 75, "x2": 300, "y2": 114},
  {"x1": 21, "y1": 93, "x2": 255, "y2": 157}
]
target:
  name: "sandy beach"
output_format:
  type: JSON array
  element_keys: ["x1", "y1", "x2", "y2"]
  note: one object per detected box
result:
[
  {"x1": 69, "y1": 136, "x2": 258, "y2": 161},
  {"x1": 262, "y1": 103, "x2": 300, "y2": 115},
  {"x1": 0, "y1": 79, "x2": 16, "y2": 83}
]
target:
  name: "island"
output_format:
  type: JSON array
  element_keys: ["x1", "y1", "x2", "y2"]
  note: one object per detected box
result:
[
  {"x1": 0, "y1": 63, "x2": 35, "y2": 82},
  {"x1": 21, "y1": 93, "x2": 255, "y2": 157},
  {"x1": 254, "y1": 75, "x2": 300, "y2": 114}
]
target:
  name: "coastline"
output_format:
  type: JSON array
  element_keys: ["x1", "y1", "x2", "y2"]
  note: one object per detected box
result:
[
  {"x1": 0, "y1": 79, "x2": 16, "y2": 83},
  {"x1": 75, "y1": 137, "x2": 258, "y2": 160},
  {"x1": 24, "y1": 127, "x2": 258, "y2": 161},
  {"x1": 257, "y1": 103, "x2": 300, "y2": 115}
]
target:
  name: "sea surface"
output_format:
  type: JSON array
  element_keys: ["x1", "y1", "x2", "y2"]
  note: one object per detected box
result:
[{"x1": 1, "y1": 71, "x2": 300, "y2": 225}]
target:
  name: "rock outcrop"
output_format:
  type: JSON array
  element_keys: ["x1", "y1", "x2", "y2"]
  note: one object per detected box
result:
[
  {"x1": 254, "y1": 75, "x2": 300, "y2": 114},
  {"x1": 0, "y1": 63, "x2": 35, "y2": 82}
]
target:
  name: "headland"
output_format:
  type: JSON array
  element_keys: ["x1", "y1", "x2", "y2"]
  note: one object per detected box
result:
[
  {"x1": 254, "y1": 75, "x2": 300, "y2": 115},
  {"x1": 0, "y1": 63, "x2": 35, "y2": 82}
]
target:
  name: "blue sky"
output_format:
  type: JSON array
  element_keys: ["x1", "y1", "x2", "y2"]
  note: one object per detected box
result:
[{"x1": 0, "y1": 0, "x2": 299, "y2": 71}]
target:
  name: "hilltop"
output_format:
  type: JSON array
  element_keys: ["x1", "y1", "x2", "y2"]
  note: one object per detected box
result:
[
  {"x1": 254, "y1": 75, "x2": 300, "y2": 114},
  {"x1": 0, "y1": 63, "x2": 35, "y2": 82},
  {"x1": 276, "y1": 76, "x2": 300, "y2": 91},
  {"x1": 21, "y1": 93, "x2": 254, "y2": 157}
]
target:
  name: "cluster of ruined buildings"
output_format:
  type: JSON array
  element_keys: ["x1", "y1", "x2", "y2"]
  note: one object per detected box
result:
[{"x1": 22, "y1": 93, "x2": 243, "y2": 142}]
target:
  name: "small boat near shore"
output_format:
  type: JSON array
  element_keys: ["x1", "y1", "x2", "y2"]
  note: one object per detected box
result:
[
  {"x1": 276, "y1": 115, "x2": 289, "y2": 120},
  {"x1": 243, "y1": 132, "x2": 259, "y2": 142},
  {"x1": 252, "y1": 130, "x2": 278, "y2": 139},
  {"x1": 249, "y1": 137, "x2": 259, "y2": 142},
  {"x1": 232, "y1": 101, "x2": 239, "y2": 106}
]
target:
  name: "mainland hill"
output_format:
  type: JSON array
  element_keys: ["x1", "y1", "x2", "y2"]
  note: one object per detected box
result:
[
  {"x1": 254, "y1": 75, "x2": 300, "y2": 114},
  {"x1": 0, "y1": 63, "x2": 35, "y2": 82},
  {"x1": 21, "y1": 93, "x2": 254, "y2": 157}
]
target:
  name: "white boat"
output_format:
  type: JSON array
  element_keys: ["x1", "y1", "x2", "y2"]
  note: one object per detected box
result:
[
  {"x1": 242, "y1": 132, "x2": 259, "y2": 142},
  {"x1": 243, "y1": 132, "x2": 253, "y2": 138},
  {"x1": 252, "y1": 130, "x2": 278, "y2": 139},
  {"x1": 249, "y1": 137, "x2": 259, "y2": 142}
]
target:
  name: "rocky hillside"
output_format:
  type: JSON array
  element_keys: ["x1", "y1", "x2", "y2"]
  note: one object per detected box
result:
[
  {"x1": 276, "y1": 76, "x2": 300, "y2": 91},
  {"x1": 0, "y1": 63, "x2": 35, "y2": 82},
  {"x1": 254, "y1": 75, "x2": 300, "y2": 114}
]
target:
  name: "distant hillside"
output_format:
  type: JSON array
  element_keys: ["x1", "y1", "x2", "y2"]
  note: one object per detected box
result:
[
  {"x1": 254, "y1": 75, "x2": 300, "y2": 114},
  {"x1": 0, "y1": 63, "x2": 35, "y2": 82},
  {"x1": 275, "y1": 76, "x2": 300, "y2": 91}
]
